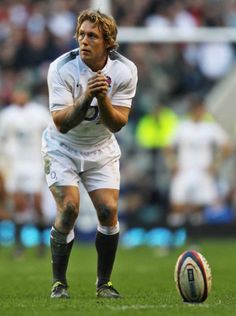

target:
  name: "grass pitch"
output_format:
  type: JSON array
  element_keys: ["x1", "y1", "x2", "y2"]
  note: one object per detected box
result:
[{"x1": 0, "y1": 239, "x2": 235, "y2": 316}]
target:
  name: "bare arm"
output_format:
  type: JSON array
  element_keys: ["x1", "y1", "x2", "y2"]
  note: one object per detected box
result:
[
  {"x1": 209, "y1": 141, "x2": 234, "y2": 174},
  {"x1": 97, "y1": 95, "x2": 130, "y2": 133},
  {"x1": 52, "y1": 93, "x2": 93, "y2": 134},
  {"x1": 163, "y1": 145, "x2": 179, "y2": 174},
  {"x1": 52, "y1": 72, "x2": 105, "y2": 133},
  {"x1": 95, "y1": 71, "x2": 130, "y2": 132}
]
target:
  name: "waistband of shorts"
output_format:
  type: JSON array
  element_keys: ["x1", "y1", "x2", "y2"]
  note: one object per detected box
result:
[
  {"x1": 43, "y1": 129, "x2": 116, "y2": 153},
  {"x1": 59, "y1": 136, "x2": 116, "y2": 156}
]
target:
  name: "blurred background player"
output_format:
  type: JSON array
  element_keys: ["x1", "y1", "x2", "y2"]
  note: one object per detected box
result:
[
  {"x1": 0, "y1": 87, "x2": 50, "y2": 257},
  {"x1": 165, "y1": 94, "x2": 232, "y2": 247},
  {"x1": 0, "y1": 172, "x2": 11, "y2": 220}
]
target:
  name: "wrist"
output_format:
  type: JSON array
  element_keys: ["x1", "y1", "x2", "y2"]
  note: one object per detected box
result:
[
  {"x1": 85, "y1": 91, "x2": 93, "y2": 101},
  {"x1": 96, "y1": 94, "x2": 106, "y2": 103}
]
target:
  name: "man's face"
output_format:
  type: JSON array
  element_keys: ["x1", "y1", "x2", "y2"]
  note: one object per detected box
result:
[
  {"x1": 78, "y1": 20, "x2": 108, "y2": 71},
  {"x1": 12, "y1": 90, "x2": 29, "y2": 106},
  {"x1": 191, "y1": 104, "x2": 205, "y2": 121}
]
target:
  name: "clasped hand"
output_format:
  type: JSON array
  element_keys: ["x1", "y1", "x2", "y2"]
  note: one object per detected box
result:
[{"x1": 87, "y1": 71, "x2": 109, "y2": 99}]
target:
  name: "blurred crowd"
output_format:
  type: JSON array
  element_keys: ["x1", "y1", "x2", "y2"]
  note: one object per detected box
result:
[
  {"x1": 1, "y1": 0, "x2": 236, "y2": 250},
  {"x1": 113, "y1": 0, "x2": 236, "y2": 27},
  {"x1": 1, "y1": 0, "x2": 236, "y2": 106}
]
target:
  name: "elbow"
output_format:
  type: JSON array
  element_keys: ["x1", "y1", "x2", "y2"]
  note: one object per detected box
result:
[
  {"x1": 110, "y1": 126, "x2": 122, "y2": 133},
  {"x1": 59, "y1": 125, "x2": 69, "y2": 134},
  {"x1": 59, "y1": 127, "x2": 69, "y2": 134},
  {"x1": 109, "y1": 123, "x2": 125, "y2": 133},
  {"x1": 52, "y1": 112, "x2": 71, "y2": 134},
  {"x1": 55, "y1": 123, "x2": 69, "y2": 134}
]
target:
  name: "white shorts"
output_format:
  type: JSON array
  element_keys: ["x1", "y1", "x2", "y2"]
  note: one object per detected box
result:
[
  {"x1": 5, "y1": 163, "x2": 45, "y2": 194},
  {"x1": 41, "y1": 136, "x2": 121, "y2": 192},
  {"x1": 170, "y1": 169, "x2": 218, "y2": 205}
]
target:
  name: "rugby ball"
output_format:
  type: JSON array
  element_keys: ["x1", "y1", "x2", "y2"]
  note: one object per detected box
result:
[{"x1": 174, "y1": 250, "x2": 212, "y2": 303}]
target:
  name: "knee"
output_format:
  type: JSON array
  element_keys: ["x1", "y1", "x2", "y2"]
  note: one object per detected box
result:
[
  {"x1": 97, "y1": 203, "x2": 117, "y2": 225},
  {"x1": 60, "y1": 200, "x2": 79, "y2": 231}
]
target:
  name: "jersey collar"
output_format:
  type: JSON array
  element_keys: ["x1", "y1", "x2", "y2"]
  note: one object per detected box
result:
[{"x1": 78, "y1": 50, "x2": 111, "y2": 74}]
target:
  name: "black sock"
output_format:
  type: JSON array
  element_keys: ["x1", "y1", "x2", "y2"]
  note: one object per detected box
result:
[
  {"x1": 50, "y1": 228, "x2": 74, "y2": 285},
  {"x1": 95, "y1": 231, "x2": 119, "y2": 288},
  {"x1": 14, "y1": 223, "x2": 23, "y2": 249},
  {"x1": 36, "y1": 223, "x2": 45, "y2": 246}
]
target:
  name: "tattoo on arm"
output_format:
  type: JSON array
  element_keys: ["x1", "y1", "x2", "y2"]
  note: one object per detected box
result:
[{"x1": 60, "y1": 94, "x2": 93, "y2": 133}]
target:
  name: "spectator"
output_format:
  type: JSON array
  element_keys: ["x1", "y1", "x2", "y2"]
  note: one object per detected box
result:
[
  {"x1": 145, "y1": 0, "x2": 197, "y2": 29},
  {"x1": 136, "y1": 103, "x2": 179, "y2": 149}
]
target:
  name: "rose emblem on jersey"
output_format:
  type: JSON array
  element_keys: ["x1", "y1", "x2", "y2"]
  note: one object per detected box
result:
[{"x1": 106, "y1": 76, "x2": 112, "y2": 87}]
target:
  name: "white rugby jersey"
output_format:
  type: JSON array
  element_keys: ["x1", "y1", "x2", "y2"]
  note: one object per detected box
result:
[
  {"x1": 0, "y1": 103, "x2": 50, "y2": 168},
  {"x1": 170, "y1": 119, "x2": 229, "y2": 171},
  {"x1": 44, "y1": 48, "x2": 138, "y2": 147}
]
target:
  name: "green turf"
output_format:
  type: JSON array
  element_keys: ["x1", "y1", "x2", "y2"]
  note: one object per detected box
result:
[{"x1": 0, "y1": 239, "x2": 235, "y2": 316}]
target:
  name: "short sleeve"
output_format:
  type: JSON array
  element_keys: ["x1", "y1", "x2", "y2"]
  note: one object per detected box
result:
[
  {"x1": 111, "y1": 64, "x2": 138, "y2": 107},
  {"x1": 47, "y1": 63, "x2": 74, "y2": 111}
]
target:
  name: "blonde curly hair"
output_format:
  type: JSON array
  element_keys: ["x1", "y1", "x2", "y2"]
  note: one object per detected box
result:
[{"x1": 75, "y1": 9, "x2": 118, "y2": 51}]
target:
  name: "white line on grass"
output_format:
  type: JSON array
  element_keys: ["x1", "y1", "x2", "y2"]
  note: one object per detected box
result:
[
  {"x1": 106, "y1": 301, "x2": 223, "y2": 311},
  {"x1": 107, "y1": 305, "x2": 159, "y2": 311}
]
